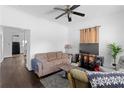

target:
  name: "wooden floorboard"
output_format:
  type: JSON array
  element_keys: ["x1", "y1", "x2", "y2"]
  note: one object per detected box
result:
[{"x1": 0, "y1": 54, "x2": 44, "y2": 88}]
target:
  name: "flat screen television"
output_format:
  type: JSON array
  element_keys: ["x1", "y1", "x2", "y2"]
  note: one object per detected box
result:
[{"x1": 80, "y1": 43, "x2": 99, "y2": 55}]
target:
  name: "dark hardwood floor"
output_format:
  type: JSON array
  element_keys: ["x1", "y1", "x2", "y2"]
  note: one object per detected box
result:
[{"x1": 0, "y1": 54, "x2": 44, "y2": 88}]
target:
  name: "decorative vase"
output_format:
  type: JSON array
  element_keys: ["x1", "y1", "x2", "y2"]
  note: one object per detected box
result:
[{"x1": 112, "y1": 58, "x2": 117, "y2": 70}]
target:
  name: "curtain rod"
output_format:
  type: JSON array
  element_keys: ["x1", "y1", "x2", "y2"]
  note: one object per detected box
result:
[{"x1": 80, "y1": 25, "x2": 101, "y2": 30}]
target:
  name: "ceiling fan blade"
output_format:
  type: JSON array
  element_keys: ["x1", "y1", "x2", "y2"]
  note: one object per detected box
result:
[
  {"x1": 70, "y1": 5, "x2": 80, "y2": 10},
  {"x1": 54, "y1": 8, "x2": 66, "y2": 11},
  {"x1": 72, "y1": 11, "x2": 85, "y2": 17},
  {"x1": 55, "y1": 12, "x2": 67, "y2": 19},
  {"x1": 67, "y1": 13, "x2": 72, "y2": 22}
]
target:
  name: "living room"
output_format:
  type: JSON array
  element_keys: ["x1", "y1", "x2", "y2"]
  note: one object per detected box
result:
[{"x1": 1, "y1": 4, "x2": 124, "y2": 89}]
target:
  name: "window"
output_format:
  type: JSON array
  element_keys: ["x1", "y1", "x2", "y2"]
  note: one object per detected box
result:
[{"x1": 80, "y1": 26, "x2": 99, "y2": 43}]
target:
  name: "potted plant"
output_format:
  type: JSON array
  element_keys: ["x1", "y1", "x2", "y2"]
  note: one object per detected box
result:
[{"x1": 108, "y1": 43, "x2": 122, "y2": 70}]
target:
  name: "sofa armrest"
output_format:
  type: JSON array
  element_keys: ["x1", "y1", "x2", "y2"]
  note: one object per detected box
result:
[
  {"x1": 35, "y1": 58, "x2": 48, "y2": 68},
  {"x1": 34, "y1": 54, "x2": 49, "y2": 76}
]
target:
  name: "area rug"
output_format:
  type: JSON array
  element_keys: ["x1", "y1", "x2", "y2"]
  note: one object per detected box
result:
[{"x1": 40, "y1": 71, "x2": 69, "y2": 88}]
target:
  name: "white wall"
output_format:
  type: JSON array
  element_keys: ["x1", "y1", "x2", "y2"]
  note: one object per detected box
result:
[
  {"x1": 0, "y1": 6, "x2": 68, "y2": 70},
  {"x1": 0, "y1": 34, "x2": 2, "y2": 62},
  {"x1": 68, "y1": 12, "x2": 124, "y2": 67},
  {"x1": 0, "y1": 6, "x2": 2, "y2": 25},
  {"x1": 0, "y1": 27, "x2": 3, "y2": 63},
  {"x1": 0, "y1": 6, "x2": 3, "y2": 63}
]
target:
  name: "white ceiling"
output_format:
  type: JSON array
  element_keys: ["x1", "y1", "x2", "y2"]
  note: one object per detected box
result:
[{"x1": 10, "y1": 5, "x2": 124, "y2": 26}]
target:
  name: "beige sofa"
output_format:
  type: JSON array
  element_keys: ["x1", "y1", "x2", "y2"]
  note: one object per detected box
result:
[{"x1": 34, "y1": 51, "x2": 70, "y2": 77}]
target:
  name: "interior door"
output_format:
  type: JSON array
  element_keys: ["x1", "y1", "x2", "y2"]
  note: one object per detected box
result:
[{"x1": 12, "y1": 42, "x2": 20, "y2": 55}]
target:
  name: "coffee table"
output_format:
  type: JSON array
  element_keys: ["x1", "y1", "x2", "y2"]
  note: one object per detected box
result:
[
  {"x1": 59, "y1": 64, "x2": 87, "y2": 78},
  {"x1": 58, "y1": 64, "x2": 72, "y2": 78}
]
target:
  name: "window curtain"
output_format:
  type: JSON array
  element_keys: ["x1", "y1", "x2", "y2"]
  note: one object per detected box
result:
[{"x1": 80, "y1": 26, "x2": 99, "y2": 43}]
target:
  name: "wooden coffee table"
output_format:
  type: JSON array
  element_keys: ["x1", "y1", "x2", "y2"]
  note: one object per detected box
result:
[
  {"x1": 59, "y1": 64, "x2": 73, "y2": 72},
  {"x1": 58, "y1": 63, "x2": 88, "y2": 78},
  {"x1": 59, "y1": 64, "x2": 78, "y2": 78}
]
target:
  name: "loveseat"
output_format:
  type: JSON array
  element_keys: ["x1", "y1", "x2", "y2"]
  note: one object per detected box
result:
[{"x1": 32, "y1": 51, "x2": 70, "y2": 77}]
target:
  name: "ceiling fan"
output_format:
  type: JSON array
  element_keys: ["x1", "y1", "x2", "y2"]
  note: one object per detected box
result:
[{"x1": 54, "y1": 5, "x2": 85, "y2": 22}]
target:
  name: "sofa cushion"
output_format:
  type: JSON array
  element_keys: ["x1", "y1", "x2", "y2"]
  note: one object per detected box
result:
[
  {"x1": 56, "y1": 52, "x2": 62, "y2": 59},
  {"x1": 50, "y1": 60, "x2": 63, "y2": 66},
  {"x1": 35, "y1": 53, "x2": 47, "y2": 61},
  {"x1": 62, "y1": 53, "x2": 68, "y2": 58},
  {"x1": 47, "y1": 52, "x2": 57, "y2": 62}
]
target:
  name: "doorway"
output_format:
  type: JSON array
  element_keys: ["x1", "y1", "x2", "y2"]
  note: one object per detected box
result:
[
  {"x1": 2, "y1": 26, "x2": 30, "y2": 70},
  {"x1": 12, "y1": 42, "x2": 20, "y2": 55}
]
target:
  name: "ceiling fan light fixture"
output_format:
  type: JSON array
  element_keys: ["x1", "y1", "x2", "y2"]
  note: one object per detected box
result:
[{"x1": 54, "y1": 5, "x2": 85, "y2": 22}]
